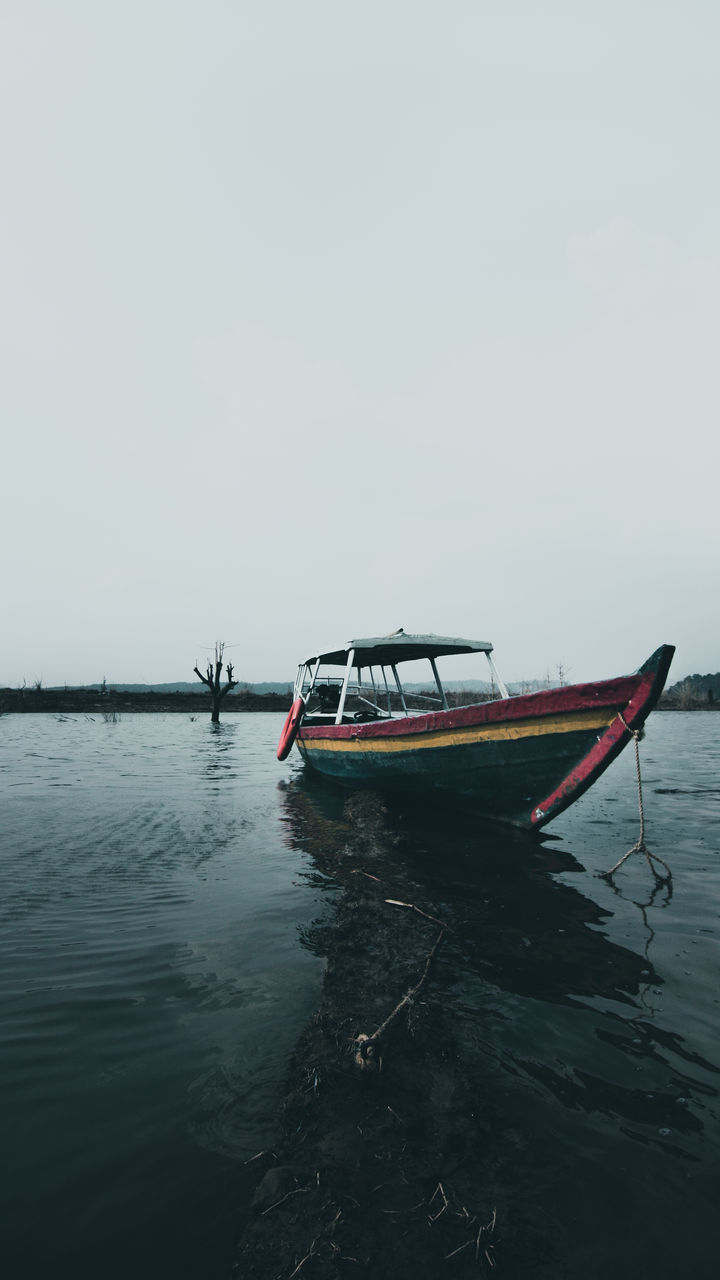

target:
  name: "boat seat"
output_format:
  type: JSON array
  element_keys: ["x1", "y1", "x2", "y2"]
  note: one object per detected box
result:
[{"x1": 316, "y1": 685, "x2": 341, "y2": 712}]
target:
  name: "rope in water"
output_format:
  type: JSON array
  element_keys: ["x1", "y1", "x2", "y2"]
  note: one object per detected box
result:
[
  {"x1": 355, "y1": 929, "x2": 445, "y2": 1070},
  {"x1": 602, "y1": 713, "x2": 672, "y2": 883}
]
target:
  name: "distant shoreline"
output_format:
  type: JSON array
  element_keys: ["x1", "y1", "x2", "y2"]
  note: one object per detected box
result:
[
  {"x1": 0, "y1": 688, "x2": 293, "y2": 715},
  {"x1": 1, "y1": 688, "x2": 717, "y2": 715}
]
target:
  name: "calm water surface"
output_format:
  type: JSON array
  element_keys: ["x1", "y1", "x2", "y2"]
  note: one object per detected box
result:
[{"x1": 1, "y1": 711, "x2": 719, "y2": 1278}]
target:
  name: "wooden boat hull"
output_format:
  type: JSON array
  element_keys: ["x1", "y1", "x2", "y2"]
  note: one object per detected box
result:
[{"x1": 295, "y1": 646, "x2": 674, "y2": 829}]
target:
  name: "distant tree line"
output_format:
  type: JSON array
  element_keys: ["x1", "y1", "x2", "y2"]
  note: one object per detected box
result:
[
  {"x1": 660, "y1": 673, "x2": 720, "y2": 709},
  {"x1": 4, "y1": 670, "x2": 718, "y2": 715},
  {"x1": 0, "y1": 686, "x2": 293, "y2": 715}
]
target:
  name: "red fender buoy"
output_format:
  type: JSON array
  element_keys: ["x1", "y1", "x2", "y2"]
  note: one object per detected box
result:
[{"x1": 277, "y1": 697, "x2": 305, "y2": 761}]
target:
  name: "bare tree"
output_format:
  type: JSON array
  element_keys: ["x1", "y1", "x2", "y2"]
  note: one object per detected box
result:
[{"x1": 193, "y1": 641, "x2": 238, "y2": 723}]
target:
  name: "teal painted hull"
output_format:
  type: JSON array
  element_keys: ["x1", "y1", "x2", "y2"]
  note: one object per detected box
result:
[{"x1": 296, "y1": 725, "x2": 602, "y2": 826}]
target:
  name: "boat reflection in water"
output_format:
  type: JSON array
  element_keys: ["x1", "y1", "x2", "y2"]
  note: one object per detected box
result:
[{"x1": 276, "y1": 773, "x2": 719, "y2": 1280}]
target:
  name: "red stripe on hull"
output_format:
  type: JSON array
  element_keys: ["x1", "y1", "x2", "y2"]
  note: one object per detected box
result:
[
  {"x1": 529, "y1": 646, "x2": 674, "y2": 826},
  {"x1": 300, "y1": 674, "x2": 643, "y2": 743}
]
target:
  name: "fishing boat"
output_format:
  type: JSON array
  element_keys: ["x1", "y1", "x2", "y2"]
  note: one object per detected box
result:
[{"x1": 276, "y1": 631, "x2": 674, "y2": 830}]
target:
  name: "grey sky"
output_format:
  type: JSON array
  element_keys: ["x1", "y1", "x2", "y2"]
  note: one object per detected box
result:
[{"x1": 2, "y1": 1, "x2": 718, "y2": 688}]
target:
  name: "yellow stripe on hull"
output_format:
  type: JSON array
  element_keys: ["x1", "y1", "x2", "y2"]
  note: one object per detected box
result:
[{"x1": 298, "y1": 708, "x2": 616, "y2": 754}]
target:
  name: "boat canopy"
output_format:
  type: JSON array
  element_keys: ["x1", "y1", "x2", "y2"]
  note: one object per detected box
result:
[{"x1": 301, "y1": 630, "x2": 494, "y2": 669}]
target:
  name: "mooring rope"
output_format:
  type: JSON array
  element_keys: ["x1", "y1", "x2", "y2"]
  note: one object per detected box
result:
[
  {"x1": 601, "y1": 713, "x2": 672, "y2": 883},
  {"x1": 354, "y1": 929, "x2": 445, "y2": 1070}
]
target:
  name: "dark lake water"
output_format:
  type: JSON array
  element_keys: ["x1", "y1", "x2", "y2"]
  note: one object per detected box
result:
[{"x1": 1, "y1": 711, "x2": 719, "y2": 1278}]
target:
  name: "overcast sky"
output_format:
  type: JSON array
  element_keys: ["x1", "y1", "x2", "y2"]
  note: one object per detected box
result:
[{"x1": 2, "y1": 1, "x2": 718, "y2": 689}]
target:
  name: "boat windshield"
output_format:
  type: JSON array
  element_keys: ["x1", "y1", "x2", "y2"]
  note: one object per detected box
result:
[{"x1": 296, "y1": 645, "x2": 509, "y2": 725}]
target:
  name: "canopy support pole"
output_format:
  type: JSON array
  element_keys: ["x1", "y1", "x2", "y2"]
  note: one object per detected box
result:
[
  {"x1": 486, "y1": 653, "x2": 510, "y2": 699},
  {"x1": 335, "y1": 649, "x2": 355, "y2": 724},
  {"x1": 391, "y1": 664, "x2": 407, "y2": 714},
  {"x1": 430, "y1": 657, "x2": 449, "y2": 710}
]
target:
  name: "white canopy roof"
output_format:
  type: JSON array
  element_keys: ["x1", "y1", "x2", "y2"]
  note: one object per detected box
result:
[{"x1": 302, "y1": 629, "x2": 493, "y2": 668}]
